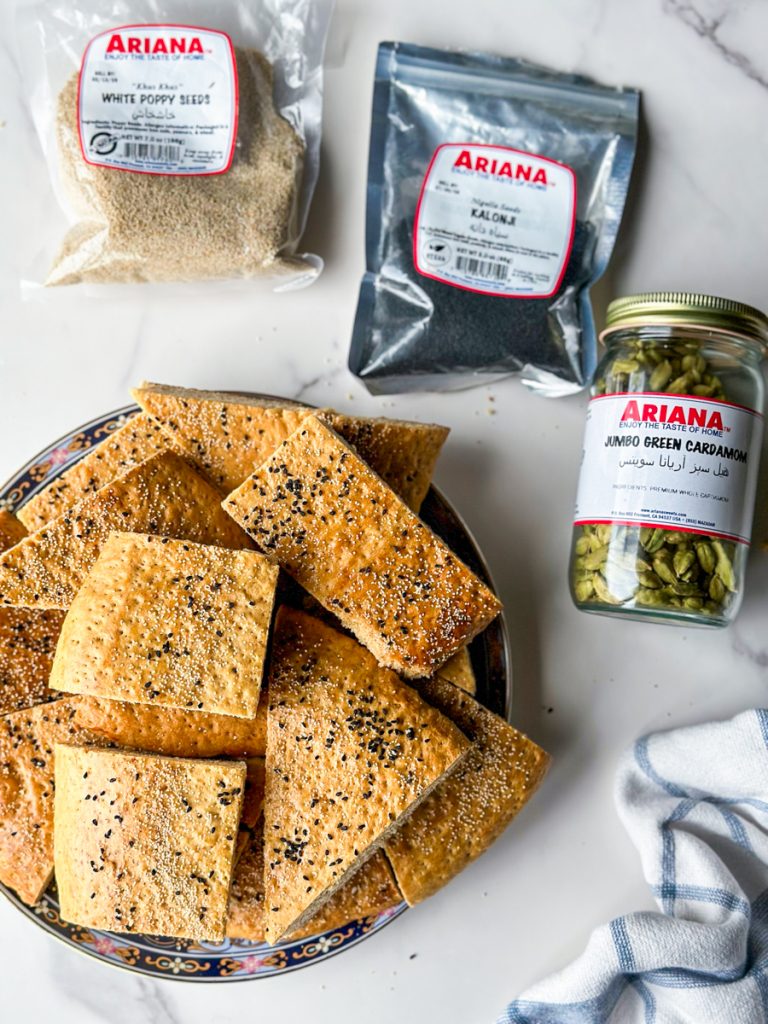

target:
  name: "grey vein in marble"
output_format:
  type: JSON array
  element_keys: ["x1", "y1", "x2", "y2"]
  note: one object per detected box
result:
[{"x1": 664, "y1": 0, "x2": 768, "y2": 90}]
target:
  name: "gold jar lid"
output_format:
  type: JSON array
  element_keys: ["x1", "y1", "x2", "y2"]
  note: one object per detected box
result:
[{"x1": 601, "y1": 291, "x2": 768, "y2": 353}]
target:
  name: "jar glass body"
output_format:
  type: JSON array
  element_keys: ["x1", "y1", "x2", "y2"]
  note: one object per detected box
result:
[{"x1": 569, "y1": 325, "x2": 765, "y2": 626}]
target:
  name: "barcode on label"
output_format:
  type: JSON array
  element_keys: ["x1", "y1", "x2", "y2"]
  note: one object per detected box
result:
[
  {"x1": 121, "y1": 142, "x2": 182, "y2": 162},
  {"x1": 454, "y1": 255, "x2": 509, "y2": 281}
]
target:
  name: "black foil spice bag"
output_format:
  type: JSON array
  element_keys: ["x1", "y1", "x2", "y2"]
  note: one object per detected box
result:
[{"x1": 349, "y1": 42, "x2": 639, "y2": 396}]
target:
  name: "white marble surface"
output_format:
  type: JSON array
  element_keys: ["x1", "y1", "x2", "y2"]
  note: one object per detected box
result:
[{"x1": 1, "y1": 0, "x2": 768, "y2": 1021}]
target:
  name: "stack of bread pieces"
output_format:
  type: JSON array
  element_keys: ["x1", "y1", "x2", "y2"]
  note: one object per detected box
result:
[{"x1": 0, "y1": 384, "x2": 550, "y2": 944}]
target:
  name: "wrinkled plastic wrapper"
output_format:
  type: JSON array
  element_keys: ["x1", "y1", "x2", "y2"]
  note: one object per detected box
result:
[
  {"x1": 349, "y1": 42, "x2": 640, "y2": 396},
  {"x1": 16, "y1": 0, "x2": 333, "y2": 290}
]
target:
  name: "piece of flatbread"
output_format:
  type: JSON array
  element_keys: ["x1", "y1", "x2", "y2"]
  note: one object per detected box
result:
[
  {"x1": 262, "y1": 607, "x2": 470, "y2": 943},
  {"x1": 17, "y1": 414, "x2": 176, "y2": 533},
  {"x1": 0, "y1": 700, "x2": 91, "y2": 905},
  {"x1": 132, "y1": 382, "x2": 448, "y2": 511},
  {"x1": 54, "y1": 745, "x2": 246, "y2": 941},
  {"x1": 224, "y1": 416, "x2": 501, "y2": 679},
  {"x1": 384, "y1": 677, "x2": 550, "y2": 905},
  {"x1": 0, "y1": 511, "x2": 27, "y2": 553},
  {"x1": 436, "y1": 647, "x2": 476, "y2": 695},
  {"x1": 0, "y1": 607, "x2": 66, "y2": 715},
  {"x1": 50, "y1": 533, "x2": 277, "y2": 718},
  {"x1": 227, "y1": 829, "x2": 400, "y2": 942},
  {"x1": 0, "y1": 511, "x2": 67, "y2": 713},
  {"x1": 0, "y1": 450, "x2": 251, "y2": 611},
  {"x1": 72, "y1": 694, "x2": 267, "y2": 759}
]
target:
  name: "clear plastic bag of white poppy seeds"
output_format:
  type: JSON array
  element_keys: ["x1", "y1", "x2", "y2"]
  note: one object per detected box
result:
[{"x1": 15, "y1": 0, "x2": 332, "y2": 290}]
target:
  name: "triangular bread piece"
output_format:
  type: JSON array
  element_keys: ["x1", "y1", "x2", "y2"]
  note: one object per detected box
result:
[
  {"x1": 224, "y1": 416, "x2": 501, "y2": 679},
  {"x1": 228, "y1": 829, "x2": 400, "y2": 942},
  {"x1": 262, "y1": 607, "x2": 470, "y2": 943},
  {"x1": 384, "y1": 677, "x2": 550, "y2": 905},
  {"x1": 49, "y1": 533, "x2": 277, "y2": 718},
  {"x1": 132, "y1": 382, "x2": 448, "y2": 511},
  {"x1": 72, "y1": 694, "x2": 267, "y2": 759},
  {"x1": 0, "y1": 699, "x2": 92, "y2": 905},
  {"x1": 0, "y1": 511, "x2": 27, "y2": 552},
  {"x1": 54, "y1": 745, "x2": 246, "y2": 941},
  {"x1": 0, "y1": 450, "x2": 251, "y2": 610},
  {"x1": 436, "y1": 647, "x2": 476, "y2": 695},
  {"x1": 17, "y1": 414, "x2": 177, "y2": 532}
]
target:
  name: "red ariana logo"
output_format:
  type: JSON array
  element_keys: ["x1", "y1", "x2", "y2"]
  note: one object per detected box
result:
[
  {"x1": 452, "y1": 149, "x2": 548, "y2": 185},
  {"x1": 620, "y1": 399, "x2": 724, "y2": 431},
  {"x1": 105, "y1": 33, "x2": 204, "y2": 55}
]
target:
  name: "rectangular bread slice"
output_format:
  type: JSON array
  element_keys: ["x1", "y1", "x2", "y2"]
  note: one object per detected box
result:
[
  {"x1": 384, "y1": 677, "x2": 550, "y2": 905},
  {"x1": 262, "y1": 607, "x2": 470, "y2": 943},
  {"x1": 132, "y1": 382, "x2": 448, "y2": 511},
  {"x1": 224, "y1": 415, "x2": 501, "y2": 678},
  {"x1": 54, "y1": 745, "x2": 246, "y2": 941},
  {"x1": 72, "y1": 694, "x2": 267, "y2": 759},
  {"x1": 49, "y1": 533, "x2": 277, "y2": 718},
  {"x1": 17, "y1": 413, "x2": 177, "y2": 533},
  {"x1": 0, "y1": 450, "x2": 252, "y2": 610},
  {"x1": 0, "y1": 700, "x2": 91, "y2": 905}
]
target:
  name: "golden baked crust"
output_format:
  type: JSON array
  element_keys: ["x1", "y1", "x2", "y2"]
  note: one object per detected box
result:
[
  {"x1": 71, "y1": 694, "x2": 267, "y2": 758},
  {"x1": 54, "y1": 745, "x2": 246, "y2": 940},
  {"x1": 436, "y1": 647, "x2": 476, "y2": 695},
  {"x1": 0, "y1": 607, "x2": 65, "y2": 715},
  {"x1": 0, "y1": 700, "x2": 91, "y2": 905},
  {"x1": 0, "y1": 451, "x2": 252, "y2": 610},
  {"x1": 227, "y1": 832, "x2": 400, "y2": 942},
  {"x1": 50, "y1": 533, "x2": 277, "y2": 718},
  {"x1": 0, "y1": 511, "x2": 27, "y2": 553},
  {"x1": 17, "y1": 414, "x2": 176, "y2": 533},
  {"x1": 224, "y1": 416, "x2": 501, "y2": 678},
  {"x1": 132, "y1": 382, "x2": 448, "y2": 511},
  {"x1": 385, "y1": 677, "x2": 550, "y2": 905},
  {"x1": 262, "y1": 607, "x2": 470, "y2": 942}
]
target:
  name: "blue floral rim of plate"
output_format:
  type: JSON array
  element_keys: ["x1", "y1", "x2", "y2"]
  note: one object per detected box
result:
[{"x1": 0, "y1": 403, "x2": 510, "y2": 981}]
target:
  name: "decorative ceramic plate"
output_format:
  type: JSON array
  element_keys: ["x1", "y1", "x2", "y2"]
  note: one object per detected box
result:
[{"x1": 0, "y1": 402, "x2": 510, "y2": 981}]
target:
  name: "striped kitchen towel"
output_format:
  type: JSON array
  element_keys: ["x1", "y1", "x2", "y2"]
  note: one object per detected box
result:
[{"x1": 501, "y1": 709, "x2": 768, "y2": 1023}]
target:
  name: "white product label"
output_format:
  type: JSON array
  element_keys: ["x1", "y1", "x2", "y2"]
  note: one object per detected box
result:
[
  {"x1": 574, "y1": 393, "x2": 763, "y2": 544},
  {"x1": 78, "y1": 24, "x2": 238, "y2": 176},
  {"x1": 413, "y1": 143, "x2": 576, "y2": 298}
]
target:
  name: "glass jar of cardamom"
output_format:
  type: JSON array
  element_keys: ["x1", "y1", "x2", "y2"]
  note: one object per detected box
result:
[{"x1": 571, "y1": 292, "x2": 767, "y2": 626}]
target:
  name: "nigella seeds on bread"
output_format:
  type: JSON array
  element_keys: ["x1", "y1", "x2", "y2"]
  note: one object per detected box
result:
[
  {"x1": 53, "y1": 746, "x2": 246, "y2": 941},
  {"x1": 133, "y1": 382, "x2": 448, "y2": 512},
  {"x1": 261, "y1": 607, "x2": 470, "y2": 942},
  {"x1": 224, "y1": 415, "x2": 501, "y2": 678},
  {"x1": 0, "y1": 451, "x2": 252, "y2": 611},
  {"x1": 49, "y1": 533, "x2": 278, "y2": 719}
]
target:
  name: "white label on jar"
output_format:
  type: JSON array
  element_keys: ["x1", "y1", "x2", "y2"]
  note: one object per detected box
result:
[
  {"x1": 78, "y1": 24, "x2": 238, "y2": 176},
  {"x1": 574, "y1": 392, "x2": 763, "y2": 544},
  {"x1": 413, "y1": 143, "x2": 576, "y2": 298}
]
